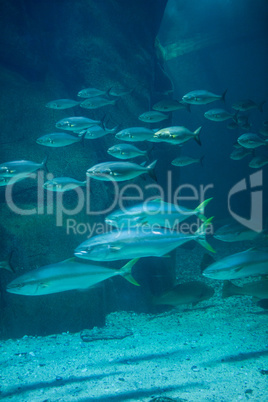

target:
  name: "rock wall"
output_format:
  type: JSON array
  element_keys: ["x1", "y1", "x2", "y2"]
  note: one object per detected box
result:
[{"x1": 0, "y1": 0, "x2": 173, "y2": 338}]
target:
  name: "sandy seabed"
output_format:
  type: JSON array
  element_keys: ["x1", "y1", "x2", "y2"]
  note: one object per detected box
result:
[{"x1": 1, "y1": 242, "x2": 268, "y2": 401}]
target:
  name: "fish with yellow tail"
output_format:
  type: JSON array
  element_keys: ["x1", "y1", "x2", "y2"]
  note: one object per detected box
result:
[
  {"x1": 75, "y1": 218, "x2": 215, "y2": 262},
  {"x1": 6, "y1": 258, "x2": 139, "y2": 296}
]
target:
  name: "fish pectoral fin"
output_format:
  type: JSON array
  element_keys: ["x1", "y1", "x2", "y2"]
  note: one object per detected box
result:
[
  {"x1": 234, "y1": 265, "x2": 244, "y2": 272},
  {"x1": 109, "y1": 245, "x2": 122, "y2": 251}
]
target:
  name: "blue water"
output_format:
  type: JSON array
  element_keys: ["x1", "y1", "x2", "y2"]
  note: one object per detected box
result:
[{"x1": 0, "y1": 0, "x2": 267, "y2": 339}]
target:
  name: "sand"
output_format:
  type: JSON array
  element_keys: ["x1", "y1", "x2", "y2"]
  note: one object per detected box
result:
[{"x1": 1, "y1": 241, "x2": 268, "y2": 401}]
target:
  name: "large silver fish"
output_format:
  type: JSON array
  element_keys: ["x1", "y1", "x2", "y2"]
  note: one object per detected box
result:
[
  {"x1": 138, "y1": 111, "x2": 169, "y2": 123},
  {"x1": 0, "y1": 157, "x2": 47, "y2": 178},
  {"x1": 230, "y1": 147, "x2": 252, "y2": 160},
  {"x1": 82, "y1": 124, "x2": 118, "y2": 139},
  {"x1": 77, "y1": 87, "x2": 107, "y2": 98},
  {"x1": 43, "y1": 177, "x2": 86, "y2": 192},
  {"x1": 214, "y1": 222, "x2": 264, "y2": 242},
  {"x1": 36, "y1": 132, "x2": 83, "y2": 147},
  {"x1": 232, "y1": 99, "x2": 266, "y2": 112},
  {"x1": 237, "y1": 133, "x2": 268, "y2": 149},
  {"x1": 204, "y1": 108, "x2": 237, "y2": 122},
  {"x1": 107, "y1": 144, "x2": 147, "y2": 160},
  {"x1": 6, "y1": 258, "x2": 139, "y2": 296},
  {"x1": 80, "y1": 97, "x2": 116, "y2": 109},
  {"x1": 86, "y1": 160, "x2": 157, "y2": 182},
  {"x1": 171, "y1": 155, "x2": 204, "y2": 167},
  {"x1": 249, "y1": 156, "x2": 268, "y2": 168},
  {"x1": 45, "y1": 99, "x2": 80, "y2": 109},
  {"x1": 153, "y1": 126, "x2": 202, "y2": 146},
  {"x1": 105, "y1": 198, "x2": 212, "y2": 229},
  {"x1": 222, "y1": 279, "x2": 268, "y2": 300},
  {"x1": 182, "y1": 89, "x2": 227, "y2": 105},
  {"x1": 115, "y1": 127, "x2": 155, "y2": 142},
  {"x1": 153, "y1": 281, "x2": 214, "y2": 307},
  {"x1": 74, "y1": 218, "x2": 215, "y2": 262},
  {"x1": 152, "y1": 99, "x2": 190, "y2": 113},
  {"x1": 202, "y1": 248, "x2": 268, "y2": 280},
  {"x1": 55, "y1": 116, "x2": 101, "y2": 131}
]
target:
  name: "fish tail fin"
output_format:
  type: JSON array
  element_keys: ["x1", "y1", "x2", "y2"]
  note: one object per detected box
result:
[
  {"x1": 147, "y1": 160, "x2": 158, "y2": 181},
  {"x1": 106, "y1": 87, "x2": 114, "y2": 98},
  {"x1": 258, "y1": 100, "x2": 266, "y2": 112},
  {"x1": 222, "y1": 280, "x2": 241, "y2": 299},
  {"x1": 200, "y1": 155, "x2": 205, "y2": 167},
  {"x1": 42, "y1": 156, "x2": 48, "y2": 172},
  {"x1": 194, "y1": 127, "x2": 202, "y2": 146},
  {"x1": 195, "y1": 217, "x2": 216, "y2": 253},
  {"x1": 221, "y1": 89, "x2": 228, "y2": 103},
  {"x1": 107, "y1": 124, "x2": 120, "y2": 134},
  {"x1": 233, "y1": 110, "x2": 239, "y2": 123},
  {"x1": 194, "y1": 197, "x2": 213, "y2": 221},
  {"x1": 1, "y1": 250, "x2": 15, "y2": 273},
  {"x1": 79, "y1": 131, "x2": 87, "y2": 146},
  {"x1": 119, "y1": 258, "x2": 140, "y2": 286}
]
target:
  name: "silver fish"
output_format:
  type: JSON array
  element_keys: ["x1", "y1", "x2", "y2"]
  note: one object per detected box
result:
[
  {"x1": 82, "y1": 124, "x2": 118, "y2": 139},
  {"x1": 232, "y1": 99, "x2": 266, "y2": 112},
  {"x1": 105, "y1": 198, "x2": 212, "y2": 229},
  {"x1": 153, "y1": 281, "x2": 214, "y2": 307},
  {"x1": 45, "y1": 99, "x2": 80, "y2": 109},
  {"x1": 77, "y1": 88, "x2": 107, "y2": 98},
  {"x1": 0, "y1": 253, "x2": 15, "y2": 273},
  {"x1": 80, "y1": 97, "x2": 116, "y2": 109},
  {"x1": 230, "y1": 147, "x2": 252, "y2": 160},
  {"x1": 107, "y1": 144, "x2": 147, "y2": 159},
  {"x1": 182, "y1": 89, "x2": 227, "y2": 105},
  {"x1": 171, "y1": 155, "x2": 204, "y2": 167},
  {"x1": 152, "y1": 99, "x2": 190, "y2": 112},
  {"x1": 43, "y1": 177, "x2": 86, "y2": 192},
  {"x1": 36, "y1": 132, "x2": 83, "y2": 147},
  {"x1": 6, "y1": 258, "x2": 139, "y2": 296},
  {"x1": 154, "y1": 126, "x2": 202, "y2": 146},
  {"x1": 214, "y1": 222, "x2": 264, "y2": 242},
  {"x1": 138, "y1": 111, "x2": 169, "y2": 123},
  {"x1": 222, "y1": 279, "x2": 268, "y2": 300},
  {"x1": 74, "y1": 218, "x2": 215, "y2": 262},
  {"x1": 237, "y1": 133, "x2": 268, "y2": 149},
  {"x1": 115, "y1": 127, "x2": 155, "y2": 142},
  {"x1": 108, "y1": 86, "x2": 133, "y2": 97},
  {"x1": 0, "y1": 157, "x2": 47, "y2": 178},
  {"x1": 86, "y1": 160, "x2": 157, "y2": 182},
  {"x1": 202, "y1": 248, "x2": 268, "y2": 280},
  {"x1": 204, "y1": 108, "x2": 237, "y2": 122},
  {"x1": 249, "y1": 156, "x2": 268, "y2": 168},
  {"x1": 55, "y1": 116, "x2": 101, "y2": 131},
  {"x1": 227, "y1": 121, "x2": 239, "y2": 130}
]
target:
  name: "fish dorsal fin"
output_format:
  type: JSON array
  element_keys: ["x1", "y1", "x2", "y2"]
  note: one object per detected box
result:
[{"x1": 234, "y1": 265, "x2": 244, "y2": 272}]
